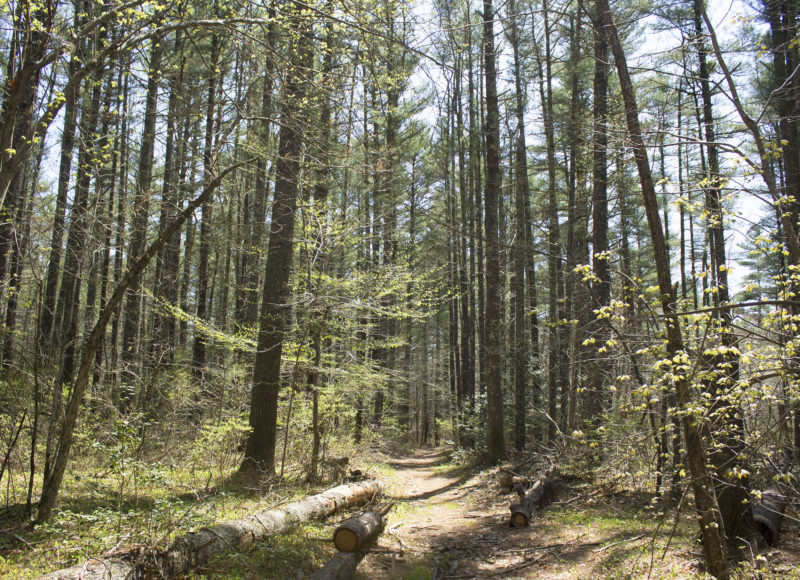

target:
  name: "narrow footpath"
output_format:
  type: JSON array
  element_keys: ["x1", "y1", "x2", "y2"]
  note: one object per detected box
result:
[
  {"x1": 359, "y1": 449, "x2": 491, "y2": 578},
  {"x1": 354, "y1": 449, "x2": 708, "y2": 579}
]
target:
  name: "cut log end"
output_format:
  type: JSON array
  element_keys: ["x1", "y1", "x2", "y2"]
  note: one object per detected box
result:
[
  {"x1": 333, "y1": 527, "x2": 360, "y2": 552},
  {"x1": 507, "y1": 472, "x2": 554, "y2": 527},
  {"x1": 510, "y1": 509, "x2": 530, "y2": 527},
  {"x1": 332, "y1": 507, "x2": 389, "y2": 552}
]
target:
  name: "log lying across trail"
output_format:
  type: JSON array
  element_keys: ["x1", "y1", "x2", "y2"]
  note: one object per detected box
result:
[
  {"x1": 39, "y1": 479, "x2": 384, "y2": 580},
  {"x1": 313, "y1": 502, "x2": 395, "y2": 580},
  {"x1": 333, "y1": 502, "x2": 394, "y2": 552},
  {"x1": 509, "y1": 470, "x2": 555, "y2": 527}
]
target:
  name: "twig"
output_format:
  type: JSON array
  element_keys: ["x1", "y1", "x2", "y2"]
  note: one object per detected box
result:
[
  {"x1": 593, "y1": 534, "x2": 646, "y2": 553},
  {"x1": 11, "y1": 532, "x2": 32, "y2": 548},
  {"x1": 104, "y1": 532, "x2": 132, "y2": 556},
  {"x1": 482, "y1": 552, "x2": 547, "y2": 577}
]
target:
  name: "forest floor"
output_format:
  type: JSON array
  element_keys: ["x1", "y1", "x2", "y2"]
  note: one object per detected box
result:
[
  {"x1": 3, "y1": 446, "x2": 800, "y2": 578},
  {"x1": 354, "y1": 448, "x2": 800, "y2": 580}
]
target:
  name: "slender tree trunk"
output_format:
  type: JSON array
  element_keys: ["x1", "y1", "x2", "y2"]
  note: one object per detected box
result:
[
  {"x1": 563, "y1": 8, "x2": 584, "y2": 432},
  {"x1": 535, "y1": 0, "x2": 562, "y2": 444},
  {"x1": 308, "y1": 19, "x2": 334, "y2": 478},
  {"x1": 508, "y1": 0, "x2": 529, "y2": 451},
  {"x1": 38, "y1": 3, "x2": 83, "y2": 352},
  {"x1": 44, "y1": 61, "x2": 103, "y2": 487},
  {"x1": 588, "y1": 0, "x2": 610, "y2": 422},
  {"x1": 151, "y1": 31, "x2": 185, "y2": 368},
  {"x1": 192, "y1": 33, "x2": 221, "y2": 381},
  {"x1": 239, "y1": 5, "x2": 277, "y2": 327},
  {"x1": 120, "y1": 38, "x2": 162, "y2": 405},
  {"x1": 109, "y1": 61, "x2": 130, "y2": 382},
  {"x1": 693, "y1": 0, "x2": 752, "y2": 551},
  {"x1": 455, "y1": 57, "x2": 475, "y2": 414}
]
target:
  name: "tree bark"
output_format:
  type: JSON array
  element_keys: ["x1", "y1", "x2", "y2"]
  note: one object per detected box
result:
[
  {"x1": 509, "y1": 471, "x2": 554, "y2": 527},
  {"x1": 38, "y1": 2, "x2": 83, "y2": 353},
  {"x1": 150, "y1": 30, "x2": 186, "y2": 368},
  {"x1": 192, "y1": 32, "x2": 221, "y2": 380},
  {"x1": 238, "y1": 5, "x2": 277, "y2": 327},
  {"x1": 332, "y1": 503, "x2": 393, "y2": 552},
  {"x1": 534, "y1": 0, "x2": 562, "y2": 445},
  {"x1": 119, "y1": 37, "x2": 162, "y2": 404},
  {"x1": 588, "y1": 0, "x2": 610, "y2": 421},
  {"x1": 508, "y1": 0, "x2": 529, "y2": 452},
  {"x1": 312, "y1": 552, "x2": 360, "y2": 580}
]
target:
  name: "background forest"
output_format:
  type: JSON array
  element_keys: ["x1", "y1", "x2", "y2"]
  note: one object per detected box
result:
[{"x1": 1, "y1": 0, "x2": 799, "y2": 577}]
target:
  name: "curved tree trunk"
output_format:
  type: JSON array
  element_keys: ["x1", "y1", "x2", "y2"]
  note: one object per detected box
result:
[
  {"x1": 596, "y1": 0, "x2": 729, "y2": 576},
  {"x1": 35, "y1": 164, "x2": 241, "y2": 525}
]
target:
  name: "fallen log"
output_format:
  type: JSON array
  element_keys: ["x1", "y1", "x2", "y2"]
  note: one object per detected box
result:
[
  {"x1": 38, "y1": 479, "x2": 383, "y2": 580},
  {"x1": 314, "y1": 503, "x2": 394, "y2": 580},
  {"x1": 509, "y1": 471, "x2": 554, "y2": 527},
  {"x1": 333, "y1": 503, "x2": 394, "y2": 552},
  {"x1": 38, "y1": 556, "x2": 145, "y2": 580},
  {"x1": 311, "y1": 552, "x2": 360, "y2": 580},
  {"x1": 753, "y1": 487, "x2": 786, "y2": 546}
]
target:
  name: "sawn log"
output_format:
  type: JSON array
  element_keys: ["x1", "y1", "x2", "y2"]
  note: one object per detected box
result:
[
  {"x1": 333, "y1": 502, "x2": 394, "y2": 552},
  {"x1": 38, "y1": 478, "x2": 384, "y2": 579},
  {"x1": 509, "y1": 471, "x2": 554, "y2": 527},
  {"x1": 314, "y1": 502, "x2": 394, "y2": 580}
]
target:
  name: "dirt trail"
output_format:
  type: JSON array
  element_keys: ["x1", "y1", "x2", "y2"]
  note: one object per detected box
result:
[
  {"x1": 358, "y1": 448, "x2": 483, "y2": 578},
  {"x1": 356, "y1": 449, "x2": 707, "y2": 579},
  {"x1": 360, "y1": 448, "x2": 546, "y2": 579}
]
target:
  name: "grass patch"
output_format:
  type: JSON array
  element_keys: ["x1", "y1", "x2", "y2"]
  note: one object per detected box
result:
[
  {"x1": 0, "y1": 446, "x2": 349, "y2": 578},
  {"x1": 200, "y1": 524, "x2": 333, "y2": 578}
]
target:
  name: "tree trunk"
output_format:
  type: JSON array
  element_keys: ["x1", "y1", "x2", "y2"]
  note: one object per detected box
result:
[
  {"x1": 38, "y1": 4, "x2": 83, "y2": 352},
  {"x1": 508, "y1": 0, "x2": 529, "y2": 452},
  {"x1": 192, "y1": 32, "x2": 221, "y2": 381},
  {"x1": 119, "y1": 38, "x2": 162, "y2": 404},
  {"x1": 238, "y1": 6, "x2": 276, "y2": 327},
  {"x1": 588, "y1": 0, "x2": 610, "y2": 422},
  {"x1": 150, "y1": 30, "x2": 185, "y2": 368},
  {"x1": 597, "y1": 0, "x2": 729, "y2": 576},
  {"x1": 535, "y1": 0, "x2": 562, "y2": 445},
  {"x1": 242, "y1": 5, "x2": 313, "y2": 473},
  {"x1": 482, "y1": 0, "x2": 507, "y2": 462}
]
